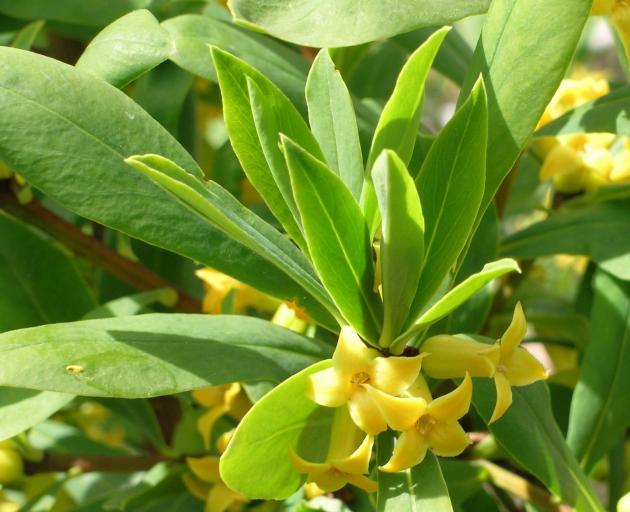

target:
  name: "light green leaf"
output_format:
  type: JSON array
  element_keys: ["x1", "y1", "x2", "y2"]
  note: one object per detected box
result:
[
  {"x1": 220, "y1": 360, "x2": 334, "y2": 499},
  {"x1": 125, "y1": 154, "x2": 338, "y2": 327},
  {"x1": 0, "y1": 314, "x2": 332, "y2": 397},
  {"x1": 567, "y1": 270, "x2": 630, "y2": 472},
  {"x1": 282, "y1": 137, "x2": 382, "y2": 344},
  {"x1": 395, "y1": 259, "x2": 519, "y2": 350},
  {"x1": 10, "y1": 19, "x2": 44, "y2": 50},
  {"x1": 0, "y1": 212, "x2": 95, "y2": 332},
  {"x1": 460, "y1": 0, "x2": 591, "y2": 229},
  {"x1": 377, "y1": 433, "x2": 454, "y2": 512},
  {"x1": 228, "y1": 0, "x2": 490, "y2": 48},
  {"x1": 406, "y1": 79, "x2": 487, "y2": 325},
  {"x1": 536, "y1": 85, "x2": 630, "y2": 137},
  {"x1": 362, "y1": 28, "x2": 449, "y2": 233},
  {"x1": 162, "y1": 14, "x2": 308, "y2": 110},
  {"x1": 500, "y1": 199, "x2": 630, "y2": 281},
  {"x1": 306, "y1": 49, "x2": 364, "y2": 201},
  {"x1": 372, "y1": 150, "x2": 424, "y2": 346},
  {"x1": 0, "y1": 389, "x2": 73, "y2": 442},
  {"x1": 0, "y1": 0, "x2": 149, "y2": 27},
  {"x1": 210, "y1": 46, "x2": 308, "y2": 249},
  {"x1": 76, "y1": 10, "x2": 172, "y2": 88},
  {"x1": 83, "y1": 288, "x2": 178, "y2": 320},
  {"x1": 473, "y1": 377, "x2": 603, "y2": 511},
  {"x1": 0, "y1": 47, "x2": 314, "y2": 316}
]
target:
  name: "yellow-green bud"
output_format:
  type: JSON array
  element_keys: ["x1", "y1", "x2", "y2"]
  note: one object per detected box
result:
[{"x1": 0, "y1": 447, "x2": 23, "y2": 484}]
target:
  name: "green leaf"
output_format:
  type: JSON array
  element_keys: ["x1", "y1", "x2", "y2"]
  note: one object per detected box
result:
[
  {"x1": 305, "y1": 49, "x2": 364, "y2": 201},
  {"x1": 10, "y1": 19, "x2": 44, "y2": 50},
  {"x1": 0, "y1": 0, "x2": 148, "y2": 27},
  {"x1": 125, "y1": 154, "x2": 338, "y2": 327},
  {"x1": 0, "y1": 389, "x2": 73, "y2": 442},
  {"x1": 220, "y1": 360, "x2": 334, "y2": 500},
  {"x1": 75, "y1": 10, "x2": 171, "y2": 88},
  {"x1": 406, "y1": 79, "x2": 488, "y2": 325},
  {"x1": 536, "y1": 85, "x2": 630, "y2": 137},
  {"x1": 460, "y1": 0, "x2": 591, "y2": 228},
  {"x1": 567, "y1": 270, "x2": 630, "y2": 472},
  {"x1": 162, "y1": 14, "x2": 308, "y2": 110},
  {"x1": 377, "y1": 433, "x2": 454, "y2": 512},
  {"x1": 0, "y1": 47, "x2": 315, "y2": 316},
  {"x1": 500, "y1": 199, "x2": 630, "y2": 281},
  {"x1": 210, "y1": 46, "x2": 309, "y2": 249},
  {"x1": 362, "y1": 28, "x2": 449, "y2": 233},
  {"x1": 0, "y1": 212, "x2": 95, "y2": 332},
  {"x1": 228, "y1": 0, "x2": 490, "y2": 48},
  {"x1": 395, "y1": 259, "x2": 519, "y2": 350},
  {"x1": 83, "y1": 288, "x2": 178, "y2": 320},
  {"x1": 372, "y1": 150, "x2": 424, "y2": 346},
  {"x1": 282, "y1": 137, "x2": 382, "y2": 343},
  {"x1": 0, "y1": 314, "x2": 332, "y2": 397},
  {"x1": 473, "y1": 378, "x2": 603, "y2": 511}
]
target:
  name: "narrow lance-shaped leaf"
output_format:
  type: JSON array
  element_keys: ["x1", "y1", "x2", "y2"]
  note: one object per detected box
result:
[
  {"x1": 362, "y1": 27, "x2": 450, "y2": 234},
  {"x1": 392, "y1": 259, "x2": 520, "y2": 352},
  {"x1": 0, "y1": 315, "x2": 333, "y2": 397},
  {"x1": 282, "y1": 136, "x2": 383, "y2": 344},
  {"x1": 211, "y1": 46, "x2": 321, "y2": 251},
  {"x1": 221, "y1": 361, "x2": 334, "y2": 500},
  {"x1": 406, "y1": 78, "x2": 488, "y2": 327},
  {"x1": 75, "y1": 10, "x2": 172, "y2": 88},
  {"x1": 83, "y1": 288, "x2": 178, "y2": 320},
  {"x1": 125, "y1": 154, "x2": 339, "y2": 328},
  {"x1": 567, "y1": 270, "x2": 630, "y2": 472},
  {"x1": 10, "y1": 19, "x2": 44, "y2": 50},
  {"x1": 460, "y1": 0, "x2": 591, "y2": 230},
  {"x1": 372, "y1": 150, "x2": 424, "y2": 347},
  {"x1": 306, "y1": 49, "x2": 364, "y2": 201},
  {"x1": 228, "y1": 0, "x2": 490, "y2": 48}
]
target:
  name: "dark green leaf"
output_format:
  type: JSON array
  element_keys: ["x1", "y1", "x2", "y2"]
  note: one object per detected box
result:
[{"x1": 83, "y1": 288, "x2": 177, "y2": 320}]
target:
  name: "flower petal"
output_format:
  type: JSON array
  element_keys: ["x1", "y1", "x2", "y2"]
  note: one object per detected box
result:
[
  {"x1": 503, "y1": 347, "x2": 548, "y2": 386},
  {"x1": 192, "y1": 385, "x2": 228, "y2": 407},
  {"x1": 364, "y1": 385, "x2": 426, "y2": 431},
  {"x1": 426, "y1": 421, "x2": 470, "y2": 457},
  {"x1": 289, "y1": 447, "x2": 331, "y2": 475},
  {"x1": 333, "y1": 326, "x2": 378, "y2": 376},
  {"x1": 490, "y1": 372, "x2": 513, "y2": 424},
  {"x1": 186, "y1": 456, "x2": 222, "y2": 484},
  {"x1": 422, "y1": 336, "x2": 499, "y2": 378},
  {"x1": 306, "y1": 367, "x2": 353, "y2": 407},
  {"x1": 182, "y1": 473, "x2": 210, "y2": 501},
  {"x1": 197, "y1": 405, "x2": 228, "y2": 449},
  {"x1": 500, "y1": 302, "x2": 527, "y2": 356},
  {"x1": 427, "y1": 373, "x2": 472, "y2": 422},
  {"x1": 346, "y1": 474, "x2": 378, "y2": 493},
  {"x1": 348, "y1": 387, "x2": 388, "y2": 434},
  {"x1": 331, "y1": 434, "x2": 374, "y2": 475},
  {"x1": 406, "y1": 374, "x2": 433, "y2": 402},
  {"x1": 311, "y1": 471, "x2": 349, "y2": 493},
  {"x1": 379, "y1": 430, "x2": 427, "y2": 473},
  {"x1": 206, "y1": 484, "x2": 240, "y2": 512},
  {"x1": 371, "y1": 354, "x2": 424, "y2": 395}
]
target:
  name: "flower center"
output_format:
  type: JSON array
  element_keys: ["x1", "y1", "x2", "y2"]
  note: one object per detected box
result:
[
  {"x1": 497, "y1": 363, "x2": 506, "y2": 373},
  {"x1": 350, "y1": 372, "x2": 370, "y2": 385},
  {"x1": 416, "y1": 414, "x2": 437, "y2": 436}
]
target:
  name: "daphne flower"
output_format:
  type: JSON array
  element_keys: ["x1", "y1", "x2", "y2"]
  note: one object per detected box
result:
[
  {"x1": 184, "y1": 456, "x2": 248, "y2": 512},
  {"x1": 306, "y1": 326, "x2": 424, "y2": 434},
  {"x1": 380, "y1": 374, "x2": 472, "y2": 473}
]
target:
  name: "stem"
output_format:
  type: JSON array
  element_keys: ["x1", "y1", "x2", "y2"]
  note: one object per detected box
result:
[{"x1": 0, "y1": 186, "x2": 201, "y2": 313}]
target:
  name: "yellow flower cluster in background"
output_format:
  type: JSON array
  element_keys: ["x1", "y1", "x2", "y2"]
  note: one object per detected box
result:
[
  {"x1": 592, "y1": 0, "x2": 630, "y2": 64},
  {"x1": 535, "y1": 73, "x2": 630, "y2": 193},
  {"x1": 291, "y1": 304, "x2": 546, "y2": 487}
]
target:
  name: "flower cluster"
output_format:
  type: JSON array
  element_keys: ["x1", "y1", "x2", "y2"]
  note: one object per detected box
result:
[
  {"x1": 591, "y1": 0, "x2": 630, "y2": 64},
  {"x1": 535, "y1": 74, "x2": 630, "y2": 193},
  {"x1": 291, "y1": 304, "x2": 547, "y2": 489}
]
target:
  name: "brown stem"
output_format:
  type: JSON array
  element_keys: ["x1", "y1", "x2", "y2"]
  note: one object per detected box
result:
[
  {"x1": 0, "y1": 187, "x2": 201, "y2": 313},
  {"x1": 25, "y1": 453, "x2": 176, "y2": 474}
]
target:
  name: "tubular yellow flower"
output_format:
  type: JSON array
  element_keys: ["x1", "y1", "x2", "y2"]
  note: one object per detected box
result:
[
  {"x1": 290, "y1": 407, "x2": 377, "y2": 493},
  {"x1": 490, "y1": 303, "x2": 548, "y2": 423},
  {"x1": 185, "y1": 456, "x2": 248, "y2": 512},
  {"x1": 306, "y1": 326, "x2": 424, "y2": 434},
  {"x1": 379, "y1": 374, "x2": 472, "y2": 473}
]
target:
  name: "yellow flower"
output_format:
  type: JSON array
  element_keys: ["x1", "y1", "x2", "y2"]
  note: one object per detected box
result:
[
  {"x1": 193, "y1": 383, "x2": 251, "y2": 449},
  {"x1": 379, "y1": 374, "x2": 472, "y2": 473},
  {"x1": 306, "y1": 326, "x2": 424, "y2": 434},
  {"x1": 0, "y1": 441, "x2": 23, "y2": 484},
  {"x1": 290, "y1": 407, "x2": 377, "y2": 493},
  {"x1": 272, "y1": 302, "x2": 309, "y2": 333},
  {"x1": 196, "y1": 267, "x2": 279, "y2": 314},
  {"x1": 184, "y1": 456, "x2": 248, "y2": 512},
  {"x1": 592, "y1": 1, "x2": 630, "y2": 65}
]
